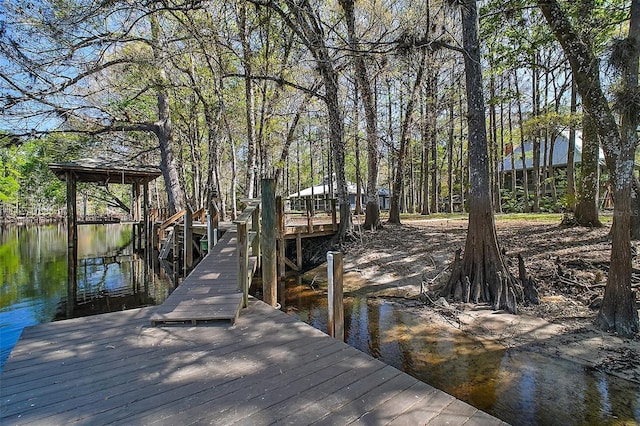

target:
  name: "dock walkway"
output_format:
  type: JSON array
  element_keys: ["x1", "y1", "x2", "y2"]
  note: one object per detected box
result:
[
  {"x1": 150, "y1": 230, "x2": 253, "y2": 325},
  {"x1": 1, "y1": 300, "x2": 506, "y2": 425}
]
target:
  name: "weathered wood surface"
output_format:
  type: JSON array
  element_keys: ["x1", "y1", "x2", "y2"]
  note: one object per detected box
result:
[
  {"x1": 1, "y1": 300, "x2": 507, "y2": 426},
  {"x1": 150, "y1": 231, "x2": 254, "y2": 325}
]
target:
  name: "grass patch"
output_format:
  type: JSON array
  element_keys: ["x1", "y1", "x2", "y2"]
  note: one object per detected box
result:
[
  {"x1": 495, "y1": 212, "x2": 563, "y2": 222},
  {"x1": 377, "y1": 212, "x2": 468, "y2": 221},
  {"x1": 371, "y1": 211, "x2": 613, "y2": 225}
]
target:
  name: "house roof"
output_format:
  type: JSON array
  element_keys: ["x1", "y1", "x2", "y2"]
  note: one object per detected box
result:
[
  {"x1": 288, "y1": 182, "x2": 388, "y2": 198},
  {"x1": 501, "y1": 130, "x2": 605, "y2": 172}
]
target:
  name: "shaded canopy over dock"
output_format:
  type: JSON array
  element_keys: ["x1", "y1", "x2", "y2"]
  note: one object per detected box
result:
[
  {"x1": 49, "y1": 158, "x2": 162, "y2": 316},
  {"x1": 49, "y1": 158, "x2": 162, "y2": 185}
]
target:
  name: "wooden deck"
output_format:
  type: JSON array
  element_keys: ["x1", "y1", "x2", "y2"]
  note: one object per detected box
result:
[
  {"x1": 1, "y1": 300, "x2": 506, "y2": 425},
  {"x1": 150, "y1": 230, "x2": 254, "y2": 325}
]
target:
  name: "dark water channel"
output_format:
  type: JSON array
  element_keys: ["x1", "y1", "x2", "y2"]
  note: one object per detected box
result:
[
  {"x1": 275, "y1": 275, "x2": 640, "y2": 425},
  {"x1": 0, "y1": 223, "x2": 174, "y2": 369}
]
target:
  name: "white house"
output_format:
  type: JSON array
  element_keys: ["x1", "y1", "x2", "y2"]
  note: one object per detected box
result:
[
  {"x1": 288, "y1": 178, "x2": 389, "y2": 211},
  {"x1": 501, "y1": 130, "x2": 605, "y2": 173}
]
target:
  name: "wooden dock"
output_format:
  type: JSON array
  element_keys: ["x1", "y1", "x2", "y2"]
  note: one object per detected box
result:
[
  {"x1": 150, "y1": 230, "x2": 255, "y2": 325},
  {"x1": 1, "y1": 299, "x2": 506, "y2": 425},
  {"x1": 1, "y1": 192, "x2": 506, "y2": 424}
]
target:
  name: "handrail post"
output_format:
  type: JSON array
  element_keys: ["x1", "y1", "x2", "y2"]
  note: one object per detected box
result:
[
  {"x1": 252, "y1": 203, "x2": 261, "y2": 267},
  {"x1": 327, "y1": 251, "x2": 344, "y2": 341},
  {"x1": 184, "y1": 206, "x2": 193, "y2": 274},
  {"x1": 206, "y1": 211, "x2": 212, "y2": 255},
  {"x1": 277, "y1": 196, "x2": 286, "y2": 280},
  {"x1": 237, "y1": 221, "x2": 249, "y2": 308},
  {"x1": 261, "y1": 179, "x2": 277, "y2": 307}
]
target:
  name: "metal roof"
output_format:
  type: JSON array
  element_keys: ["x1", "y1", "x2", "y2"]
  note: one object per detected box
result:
[{"x1": 501, "y1": 130, "x2": 605, "y2": 172}]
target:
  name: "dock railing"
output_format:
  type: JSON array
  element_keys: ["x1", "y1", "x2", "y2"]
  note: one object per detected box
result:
[
  {"x1": 233, "y1": 200, "x2": 261, "y2": 308},
  {"x1": 276, "y1": 196, "x2": 338, "y2": 276}
]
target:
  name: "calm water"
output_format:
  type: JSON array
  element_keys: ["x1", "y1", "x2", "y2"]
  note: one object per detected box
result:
[
  {"x1": 278, "y1": 276, "x2": 640, "y2": 426},
  {"x1": 0, "y1": 223, "x2": 174, "y2": 369}
]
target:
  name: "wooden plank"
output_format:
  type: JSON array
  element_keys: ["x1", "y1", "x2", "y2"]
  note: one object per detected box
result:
[
  {"x1": 1, "y1": 312, "x2": 330, "y2": 417},
  {"x1": 423, "y1": 398, "x2": 481, "y2": 426},
  {"x1": 234, "y1": 351, "x2": 390, "y2": 426},
  {"x1": 93, "y1": 341, "x2": 353, "y2": 426},
  {"x1": 150, "y1": 228, "x2": 247, "y2": 325},
  {"x1": 273, "y1": 364, "x2": 402, "y2": 425},
  {"x1": 386, "y1": 389, "x2": 457, "y2": 425},
  {"x1": 3, "y1": 302, "x2": 308, "y2": 406},
  {"x1": 0, "y1": 299, "x2": 503, "y2": 426},
  {"x1": 336, "y1": 381, "x2": 437, "y2": 425},
  {"x1": 311, "y1": 370, "x2": 419, "y2": 426}
]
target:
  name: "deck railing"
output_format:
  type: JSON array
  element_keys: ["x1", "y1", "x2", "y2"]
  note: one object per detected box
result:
[{"x1": 233, "y1": 200, "x2": 261, "y2": 308}]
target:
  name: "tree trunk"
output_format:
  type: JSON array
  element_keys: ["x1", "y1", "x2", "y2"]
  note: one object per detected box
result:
[
  {"x1": 532, "y1": 56, "x2": 541, "y2": 213},
  {"x1": 421, "y1": 91, "x2": 431, "y2": 215},
  {"x1": 626, "y1": 1, "x2": 640, "y2": 240},
  {"x1": 548, "y1": 132, "x2": 557, "y2": 206},
  {"x1": 447, "y1": 94, "x2": 455, "y2": 213},
  {"x1": 574, "y1": 113, "x2": 601, "y2": 226},
  {"x1": 389, "y1": 51, "x2": 427, "y2": 224},
  {"x1": 238, "y1": 3, "x2": 257, "y2": 199},
  {"x1": 599, "y1": 0, "x2": 640, "y2": 331},
  {"x1": 566, "y1": 77, "x2": 577, "y2": 211},
  {"x1": 489, "y1": 66, "x2": 501, "y2": 213},
  {"x1": 537, "y1": 0, "x2": 639, "y2": 336},
  {"x1": 340, "y1": 0, "x2": 381, "y2": 230},
  {"x1": 354, "y1": 88, "x2": 363, "y2": 216},
  {"x1": 150, "y1": 15, "x2": 183, "y2": 215},
  {"x1": 458, "y1": 0, "x2": 521, "y2": 313},
  {"x1": 514, "y1": 72, "x2": 530, "y2": 212},
  {"x1": 274, "y1": 95, "x2": 308, "y2": 188}
]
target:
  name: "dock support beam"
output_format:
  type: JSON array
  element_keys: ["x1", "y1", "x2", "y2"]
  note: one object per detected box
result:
[
  {"x1": 184, "y1": 206, "x2": 193, "y2": 274},
  {"x1": 143, "y1": 182, "x2": 149, "y2": 249},
  {"x1": 327, "y1": 251, "x2": 344, "y2": 341},
  {"x1": 66, "y1": 171, "x2": 77, "y2": 317},
  {"x1": 261, "y1": 179, "x2": 277, "y2": 307}
]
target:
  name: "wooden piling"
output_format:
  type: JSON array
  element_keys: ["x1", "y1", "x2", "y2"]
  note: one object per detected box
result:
[
  {"x1": 252, "y1": 202, "x2": 261, "y2": 269},
  {"x1": 261, "y1": 179, "x2": 277, "y2": 307},
  {"x1": 276, "y1": 196, "x2": 286, "y2": 280},
  {"x1": 296, "y1": 232, "x2": 303, "y2": 270},
  {"x1": 237, "y1": 221, "x2": 249, "y2": 308},
  {"x1": 143, "y1": 182, "x2": 149, "y2": 248},
  {"x1": 66, "y1": 171, "x2": 77, "y2": 317},
  {"x1": 184, "y1": 206, "x2": 193, "y2": 273},
  {"x1": 327, "y1": 251, "x2": 344, "y2": 341}
]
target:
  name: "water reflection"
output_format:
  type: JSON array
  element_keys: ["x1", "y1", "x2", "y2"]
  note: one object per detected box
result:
[
  {"x1": 280, "y1": 274, "x2": 640, "y2": 425},
  {"x1": 0, "y1": 223, "x2": 174, "y2": 369}
]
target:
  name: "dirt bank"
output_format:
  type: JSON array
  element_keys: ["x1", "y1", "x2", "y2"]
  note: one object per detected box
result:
[{"x1": 332, "y1": 217, "x2": 640, "y2": 384}]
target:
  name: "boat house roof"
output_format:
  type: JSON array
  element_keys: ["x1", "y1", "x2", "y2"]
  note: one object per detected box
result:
[{"x1": 49, "y1": 158, "x2": 162, "y2": 184}]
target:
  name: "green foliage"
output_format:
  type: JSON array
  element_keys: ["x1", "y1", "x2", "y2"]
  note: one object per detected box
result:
[
  {"x1": 521, "y1": 112, "x2": 581, "y2": 139},
  {"x1": 0, "y1": 135, "x2": 78, "y2": 216},
  {"x1": 500, "y1": 187, "x2": 563, "y2": 214}
]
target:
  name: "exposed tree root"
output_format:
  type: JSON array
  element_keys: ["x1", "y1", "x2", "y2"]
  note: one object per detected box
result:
[{"x1": 436, "y1": 247, "x2": 539, "y2": 314}]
